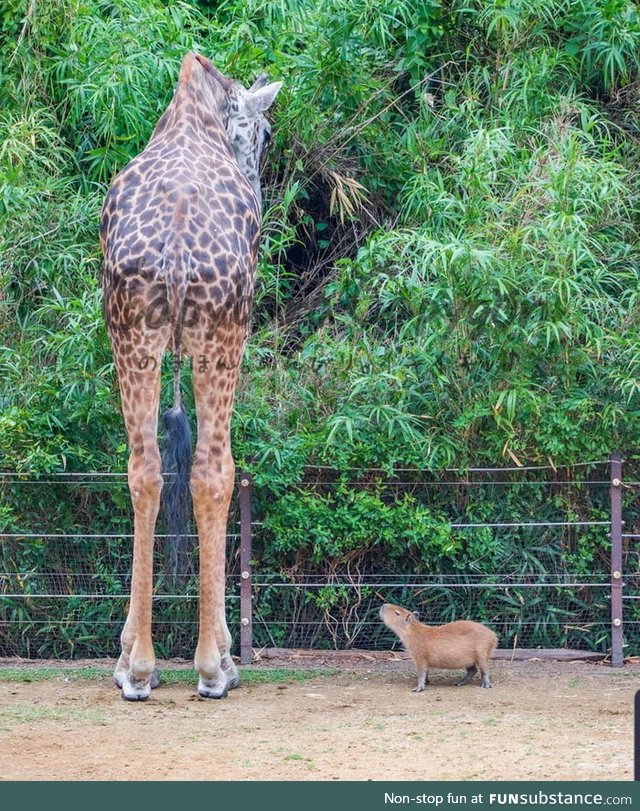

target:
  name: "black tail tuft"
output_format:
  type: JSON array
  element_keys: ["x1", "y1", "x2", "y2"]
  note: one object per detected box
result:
[{"x1": 162, "y1": 403, "x2": 193, "y2": 584}]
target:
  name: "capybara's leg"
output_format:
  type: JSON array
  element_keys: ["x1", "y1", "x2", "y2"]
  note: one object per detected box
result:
[
  {"x1": 478, "y1": 658, "x2": 492, "y2": 688},
  {"x1": 413, "y1": 665, "x2": 429, "y2": 692},
  {"x1": 456, "y1": 665, "x2": 477, "y2": 686}
]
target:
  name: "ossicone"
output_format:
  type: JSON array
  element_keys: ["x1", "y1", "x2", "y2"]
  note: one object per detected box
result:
[{"x1": 193, "y1": 53, "x2": 232, "y2": 92}]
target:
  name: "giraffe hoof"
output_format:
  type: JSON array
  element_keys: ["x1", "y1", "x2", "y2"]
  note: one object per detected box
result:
[
  {"x1": 198, "y1": 687, "x2": 229, "y2": 699},
  {"x1": 150, "y1": 669, "x2": 160, "y2": 689},
  {"x1": 122, "y1": 691, "x2": 150, "y2": 702},
  {"x1": 121, "y1": 674, "x2": 152, "y2": 701},
  {"x1": 197, "y1": 675, "x2": 229, "y2": 699}
]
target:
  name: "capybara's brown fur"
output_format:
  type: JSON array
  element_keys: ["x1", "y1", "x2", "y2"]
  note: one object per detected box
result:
[{"x1": 380, "y1": 603, "x2": 498, "y2": 691}]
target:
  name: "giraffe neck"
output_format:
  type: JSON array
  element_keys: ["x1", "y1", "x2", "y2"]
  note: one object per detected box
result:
[
  {"x1": 235, "y1": 155, "x2": 261, "y2": 206},
  {"x1": 151, "y1": 82, "x2": 230, "y2": 153},
  {"x1": 151, "y1": 79, "x2": 263, "y2": 206}
]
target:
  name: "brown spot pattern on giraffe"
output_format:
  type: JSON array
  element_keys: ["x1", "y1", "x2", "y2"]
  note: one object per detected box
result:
[{"x1": 101, "y1": 85, "x2": 259, "y2": 358}]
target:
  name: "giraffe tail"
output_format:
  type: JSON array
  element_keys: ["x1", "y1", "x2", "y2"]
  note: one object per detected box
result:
[{"x1": 162, "y1": 401, "x2": 192, "y2": 583}]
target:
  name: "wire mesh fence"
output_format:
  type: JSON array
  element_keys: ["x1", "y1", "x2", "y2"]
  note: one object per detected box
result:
[
  {"x1": 0, "y1": 457, "x2": 637, "y2": 661},
  {"x1": 249, "y1": 573, "x2": 613, "y2": 654},
  {"x1": 0, "y1": 472, "x2": 242, "y2": 659}
]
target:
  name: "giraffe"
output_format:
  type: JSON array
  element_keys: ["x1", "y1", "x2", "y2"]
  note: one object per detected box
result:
[{"x1": 99, "y1": 52, "x2": 281, "y2": 700}]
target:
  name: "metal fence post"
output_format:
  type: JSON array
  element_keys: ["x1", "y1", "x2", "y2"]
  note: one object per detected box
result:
[
  {"x1": 610, "y1": 453, "x2": 624, "y2": 668},
  {"x1": 239, "y1": 472, "x2": 253, "y2": 665}
]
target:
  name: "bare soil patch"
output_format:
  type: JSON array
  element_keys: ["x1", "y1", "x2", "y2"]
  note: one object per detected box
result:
[{"x1": 0, "y1": 654, "x2": 636, "y2": 781}]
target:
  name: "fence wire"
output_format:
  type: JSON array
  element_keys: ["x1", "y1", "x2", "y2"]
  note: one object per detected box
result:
[{"x1": 0, "y1": 460, "x2": 637, "y2": 660}]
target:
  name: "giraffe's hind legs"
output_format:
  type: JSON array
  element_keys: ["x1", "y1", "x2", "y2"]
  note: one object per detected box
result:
[
  {"x1": 113, "y1": 668, "x2": 158, "y2": 701},
  {"x1": 195, "y1": 653, "x2": 240, "y2": 697},
  {"x1": 120, "y1": 674, "x2": 152, "y2": 701},
  {"x1": 113, "y1": 648, "x2": 159, "y2": 699},
  {"x1": 222, "y1": 657, "x2": 240, "y2": 690},
  {"x1": 113, "y1": 666, "x2": 153, "y2": 701},
  {"x1": 197, "y1": 677, "x2": 229, "y2": 699}
]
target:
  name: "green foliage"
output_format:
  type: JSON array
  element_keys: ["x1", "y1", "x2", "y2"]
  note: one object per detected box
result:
[
  {"x1": 264, "y1": 485, "x2": 455, "y2": 563},
  {"x1": 565, "y1": 0, "x2": 640, "y2": 91}
]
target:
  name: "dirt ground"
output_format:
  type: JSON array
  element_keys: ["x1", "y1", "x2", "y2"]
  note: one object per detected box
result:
[{"x1": 0, "y1": 653, "x2": 636, "y2": 781}]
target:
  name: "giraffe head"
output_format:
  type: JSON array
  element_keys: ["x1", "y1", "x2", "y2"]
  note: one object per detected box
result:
[
  {"x1": 225, "y1": 75, "x2": 283, "y2": 206},
  {"x1": 193, "y1": 55, "x2": 282, "y2": 205}
]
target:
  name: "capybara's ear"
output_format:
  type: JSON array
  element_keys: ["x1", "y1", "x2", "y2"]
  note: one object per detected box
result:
[{"x1": 407, "y1": 611, "x2": 419, "y2": 623}]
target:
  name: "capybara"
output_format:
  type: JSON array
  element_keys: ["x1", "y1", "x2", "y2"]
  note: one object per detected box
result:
[{"x1": 379, "y1": 602, "x2": 498, "y2": 691}]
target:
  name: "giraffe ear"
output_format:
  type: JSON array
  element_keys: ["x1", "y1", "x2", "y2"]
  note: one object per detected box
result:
[{"x1": 247, "y1": 81, "x2": 283, "y2": 114}]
